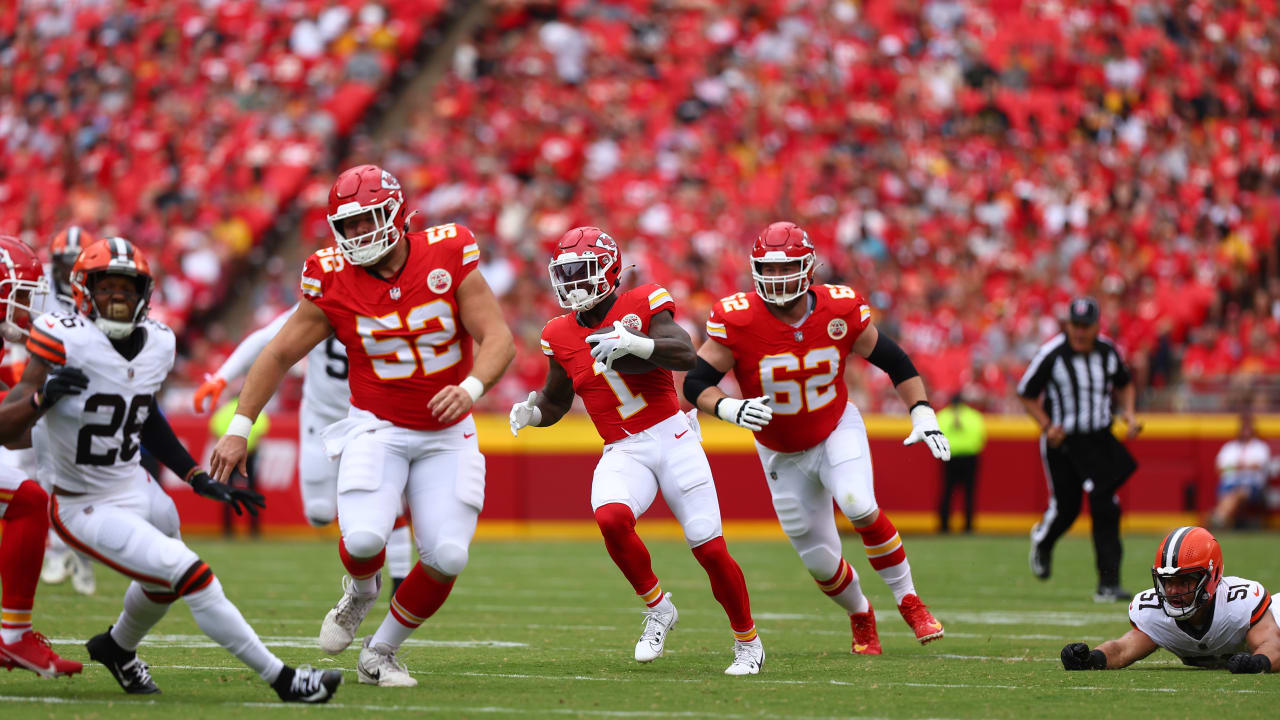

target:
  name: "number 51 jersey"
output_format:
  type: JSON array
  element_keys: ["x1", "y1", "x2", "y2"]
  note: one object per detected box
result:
[
  {"x1": 1128, "y1": 576, "x2": 1274, "y2": 667},
  {"x1": 27, "y1": 312, "x2": 175, "y2": 494}
]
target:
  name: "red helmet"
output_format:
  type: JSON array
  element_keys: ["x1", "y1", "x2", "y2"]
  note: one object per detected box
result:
[
  {"x1": 326, "y1": 164, "x2": 407, "y2": 266},
  {"x1": 0, "y1": 236, "x2": 47, "y2": 342},
  {"x1": 70, "y1": 237, "x2": 154, "y2": 339},
  {"x1": 548, "y1": 227, "x2": 621, "y2": 311},
  {"x1": 1151, "y1": 526, "x2": 1223, "y2": 619},
  {"x1": 50, "y1": 225, "x2": 95, "y2": 299},
  {"x1": 751, "y1": 221, "x2": 816, "y2": 305}
]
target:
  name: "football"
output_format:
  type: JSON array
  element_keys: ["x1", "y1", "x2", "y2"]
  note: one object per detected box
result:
[{"x1": 607, "y1": 354, "x2": 659, "y2": 374}]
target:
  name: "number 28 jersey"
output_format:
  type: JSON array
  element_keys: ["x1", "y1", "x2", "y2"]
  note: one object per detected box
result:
[
  {"x1": 706, "y1": 285, "x2": 872, "y2": 453},
  {"x1": 540, "y1": 284, "x2": 680, "y2": 444},
  {"x1": 1129, "y1": 576, "x2": 1274, "y2": 667},
  {"x1": 27, "y1": 312, "x2": 175, "y2": 494},
  {"x1": 301, "y1": 224, "x2": 480, "y2": 431}
]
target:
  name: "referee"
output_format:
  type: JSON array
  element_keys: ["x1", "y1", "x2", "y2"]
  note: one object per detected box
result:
[{"x1": 1017, "y1": 297, "x2": 1142, "y2": 602}]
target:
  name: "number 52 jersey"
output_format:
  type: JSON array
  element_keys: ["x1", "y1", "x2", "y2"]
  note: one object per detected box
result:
[{"x1": 27, "y1": 312, "x2": 175, "y2": 494}]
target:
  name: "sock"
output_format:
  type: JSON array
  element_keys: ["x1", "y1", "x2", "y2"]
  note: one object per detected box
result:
[
  {"x1": 594, "y1": 503, "x2": 659, "y2": 596},
  {"x1": 855, "y1": 512, "x2": 916, "y2": 604},
  {"x1": 370, "y1": 562, "x2": 455, "y2": 650},
  {"x1": 815, "y1": 557, "x2": 870, "y2": 615},
  {"x1": 109, "y1": 582, "x2": 174, "y2": 651},
  {"x1": 639, "y1": 582, "x2": 665, "y2": 608},
  {"x1": 386, "y1": 519, "x2": 413, "y2": 583},
  {"x1": 1, "y1": 481, "x2": 48, "y2": 644},
  {"x1": 690, "y1": 537, "x2": 756, "y2": 641},
  {"x1": 339, "y1": 537, "x2": 385, "y2": 594},
  {"x1": 185, "y1": 576, "x2": 284, "y2": 683}
]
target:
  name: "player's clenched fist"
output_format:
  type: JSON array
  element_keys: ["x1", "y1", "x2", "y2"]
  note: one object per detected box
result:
[
  {"x1": 715, "y1": 396, "x2": 772, "y2": 432},
  {"x1": 1226, "y1": 652, "x2": 1270, "y2": 674},
  {"x1": 1060, "y1": 642, "x2": 1107, "y2": 670},
  {"x1": 509, "y1": 391, "x2": 541, "y2": 437},
  {"x1": 586, "y1": 321, "x2": 654, "y2": 371}
]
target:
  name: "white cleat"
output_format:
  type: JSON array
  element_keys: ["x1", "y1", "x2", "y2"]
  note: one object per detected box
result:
[
  {"x1": 41, "y1": 549, "x2": 71, "y2": 585},
  {"x1": 70, "y1": 553, "x2": 96, "y2": 596},
  {"x1": 318, "y1": 574, "x2": 381, "y2": 654},
  {"x1": 357, "y1": 636, "x2": 418, "y2": 687},
  {"x1": 724, "y1": 637, "x2": 765, "y2": 676},
  {"x1": 634, "y1": 592, "x2": 678, "y2": 662}
]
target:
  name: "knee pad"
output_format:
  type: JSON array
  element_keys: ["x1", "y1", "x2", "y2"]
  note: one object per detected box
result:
[
  {"x1": 682, "y1": 515, "x2": 721, "y2": 547},
  {"x1": 5, "y1": 479, "x2": 48, "y2": 518},
  {"x1": 771, "y1": 494, "x2": 809, "y2": 537},
  {"x1": 841, "y1": 498, "x2": 879, "y2": 525},
  {"x1": 342, "y1": 529, "x2": 387, "y2": 559},
  {"x1": 797, "y1": 544, "x2": 842, "y2": 580},
  {"x1": 594, "y1": 503, "x2": 636, "y2": 535},
  {"x1": 305, "y1": 499, "x2": 337, "y2": 528},
  {"x1": 428, "y1": 542, "x2": 469, "y2": 577}
]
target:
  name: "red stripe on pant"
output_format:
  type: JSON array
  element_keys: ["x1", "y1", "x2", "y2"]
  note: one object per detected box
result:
[{"x1": 49, "y1": 496, "x2": 173, "y2": 588}]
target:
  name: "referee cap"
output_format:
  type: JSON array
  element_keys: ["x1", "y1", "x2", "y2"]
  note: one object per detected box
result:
[{"x1": 1067, "y1": 296, "x2": 1100, "y2": 325}]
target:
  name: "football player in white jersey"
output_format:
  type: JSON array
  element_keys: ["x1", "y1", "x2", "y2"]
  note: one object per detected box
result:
[
  {"x1": 1061, "y1": 526, "x2": 1279, "y2": 673},
  {"x1": 193, "y1": 303, "x2": 416, "y2": 591},
  {"x1": 0, "y1": 237, "x2": 343, "y2": 702}
]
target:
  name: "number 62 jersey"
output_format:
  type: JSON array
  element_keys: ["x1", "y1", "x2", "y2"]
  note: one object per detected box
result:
[
  {"x1": 27, "y1": 312, "x2": 175, "y2": 494},
  {"x1": 1129, "y1": 576, "x2": 1276, "y2": 667}
]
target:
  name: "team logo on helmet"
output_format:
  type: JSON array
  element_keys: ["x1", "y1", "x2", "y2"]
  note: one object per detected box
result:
[
  {"x1": 621, "y1": 313, "x2": 642, "y2": 332},
  {"x1": 428, "y1": 268, "x2": 452, "y2": 294},
  {"x1": 381, "y1": 170, "x2": 401, "y2": 190},
  {"x1": 827, "y1": 318, "x2": 848, "y2": 340}
]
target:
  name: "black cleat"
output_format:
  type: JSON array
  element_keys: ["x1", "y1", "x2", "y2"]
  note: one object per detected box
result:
[
  {"x1": 1093, "y1": 585, "x2": 1131, "y2": 603},
  {"x1": 1028, "y1": 527, "x2": 1050, "y2": 580},
  {"x1": 273, "y1": 665, "x2": 343, "y2": 703},
  {"x1": 86, "y1": 628, "x2": 160, "y2": 694}
]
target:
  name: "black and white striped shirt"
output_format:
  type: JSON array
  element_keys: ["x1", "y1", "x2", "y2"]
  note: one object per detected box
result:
[{"x1": 1017, "y1": 333, "x2": 1131, "y2": 435}]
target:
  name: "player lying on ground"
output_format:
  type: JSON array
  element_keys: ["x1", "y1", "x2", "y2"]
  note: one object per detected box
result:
[{"x1": 1061, "y1": 526, "x2": 1279, "y2": 673}]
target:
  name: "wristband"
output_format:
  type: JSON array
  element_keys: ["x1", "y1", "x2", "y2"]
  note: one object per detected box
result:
[
  {"x1": 183, "y1": 467, "x2": 205, "y2": 484},
  {"x1": 910, "y1": 400, "x2": 931, "y2": 411},
  {"x1": 631, "y1": 335, "x2": 655, "y2": 360},
  {"x1": 460, "y1": 376, "x2": 485, "y2": 403},
  {"x1": 226, "y1": 413, "x2": 255, "y2": 439}
]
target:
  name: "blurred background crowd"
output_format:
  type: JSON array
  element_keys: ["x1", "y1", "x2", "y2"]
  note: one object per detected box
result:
[{"x1": 5, "y1": 0, "x2": 1279, "y2": 416}]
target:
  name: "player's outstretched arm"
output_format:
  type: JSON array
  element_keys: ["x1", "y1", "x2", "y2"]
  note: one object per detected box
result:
[
  {"x1": 1234, "y1": 603, "x2": 1280, "y2": 673},
  {"x1": 210, "y1": 298, "x2": 332, "y2": 483},
  {"x1": 853, "y1": 322, "x2": 950, "y2": 461},
  {"x1": 141, "y1": 401, "x2": 265, "y2": 516},
  {"x1": 0, "y1": 356, "x2": 86, "y2": 446},
  {"x1": 685, "y1": 337, "x2": 770, "y2": 431},
  {"x1": 433, "y1": 271, "x2": 516, "y2": 425},
  {"x1": 1063, "y1": 629, "x2": 1158, "y2": 670},
  {"x1": 194, "y1": 304, "x2": 296, "y2": 412}
]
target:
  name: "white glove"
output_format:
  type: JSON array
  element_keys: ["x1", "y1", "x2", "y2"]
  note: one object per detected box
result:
[
  {"x1": 716, "y1": 395, "x2": 773, "y2": 432},
  {"x1": 509, "y1": 391, "x2": 542, "y2": 437},
  {"x1": 903, "y1": 404, "x2": 951, "y2": 461},
  {"x1": 585, "y1": 321, "x2": 655, "y2": 371}
]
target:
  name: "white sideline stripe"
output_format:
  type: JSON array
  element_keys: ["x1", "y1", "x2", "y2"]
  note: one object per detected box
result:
[{"x1": 47, "y1": 634, "x2": 525, "y2": 649}]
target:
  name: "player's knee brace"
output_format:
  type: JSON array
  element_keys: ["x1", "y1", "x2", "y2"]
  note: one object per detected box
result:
[
  {"x1": 427, "y1": 542, "x2": 469, "y2": 577},
  {"x1": 797, "y1": 544, "x2": 842, "y2": 580},
  {"x1": 594, "y1": 503, "x2": 636, "y2": 536},
  {"x1": 682, "y1": 515, "x2": 722, "y2": 547},
  {"x1": 4, "y1": 480, "x2": 48, "y2": 520},
  {"x1": 343, "y1": 529, "x2": 387, "y2": 559},
  {"x1": 173, "y1": 559, "x2": 215, "y2": 598}
]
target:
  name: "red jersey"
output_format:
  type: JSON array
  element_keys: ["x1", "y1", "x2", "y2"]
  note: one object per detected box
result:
[
  {"x1": 540, "y1": 284, "x2": 680, "y2": 444},
  {"x1": 706, "y1": 285, "x2": 872, "y2": 453},
  {"x1": 300, "y1": 223, "x2": 481, "y2": 431}
]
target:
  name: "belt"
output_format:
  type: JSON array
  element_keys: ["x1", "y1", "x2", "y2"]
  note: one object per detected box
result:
[{"x1": 53, "y1": 487, "x2": 86, "y2": 497}]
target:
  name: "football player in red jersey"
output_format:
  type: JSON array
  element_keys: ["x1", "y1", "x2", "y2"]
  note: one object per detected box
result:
[
  {"x1": 684, "y1": 221, "x2": 950, "y2": 656},
  {"x1": 211, "y1": 165, "x2": 515, "y2": 687},
  {"x1": 508, "y1": 227, "x2": 764, "y2": 675},
  {"x1": 1061, "y1": 526, "x2": 1279, "y2": 672}
]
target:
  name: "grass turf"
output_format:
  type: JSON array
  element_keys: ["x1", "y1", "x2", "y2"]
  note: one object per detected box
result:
[{"x1": 3, "y1": 531, "x2": 1278, "y2": 719}]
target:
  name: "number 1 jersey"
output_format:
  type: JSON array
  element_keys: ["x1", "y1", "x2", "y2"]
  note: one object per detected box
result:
[
  {"x1": 300, "y1": 225, "x2": 480, "y2": 431},
  {"x1": 706, "y1": 285, "x2": 872, "y2": 453},
  {"x1": 27, "y1": 312, "x2": 175, "y2": 494}
]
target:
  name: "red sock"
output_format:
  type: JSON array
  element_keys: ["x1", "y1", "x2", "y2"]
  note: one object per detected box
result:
[
  {"x1": 338, "y1": 537, "x2": 385, "y2": 580},
  {"x1": 691, "y1": 537, "x2": 756, "y2": 640},
  {"x1": 594, "y1": 503, "x2": 659, "y2": 596},
  {"x1": 1, "y1": 481, "x2": 48, "y2": 641},
  {"x1": 388, "y1": 562, "x2": 455, "y2": 630},
  {"x1": 855, "y1": 512, "x2": 907, "y2": 571}
]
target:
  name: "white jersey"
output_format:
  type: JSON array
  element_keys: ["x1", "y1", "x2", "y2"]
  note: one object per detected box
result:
[
  {"x1": 1216, "y1": 439, "x2": 1271, "y2": 489},
  {"x1": 27, "y1": 288, "x2": 78, "y2": 486},
  {"x1": 32, "y1": 311, "x2": 175, "y2": 494},
  {"x1": 1129, "y1": 575, "x2": 1274, "y2": 667},
  {"x1": 215, "y1": 302, "x2": 349, "y2": 423}
]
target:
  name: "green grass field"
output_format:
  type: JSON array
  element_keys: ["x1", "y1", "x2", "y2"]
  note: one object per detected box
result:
[{"x1": 3, "y1": 531, "x2": 1278, "y2": 719}]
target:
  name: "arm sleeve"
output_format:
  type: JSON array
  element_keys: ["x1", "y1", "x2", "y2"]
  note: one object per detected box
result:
[
  {"x1": 140, "y1": 402, "x2": 199, "y2": 481},
  {"x1": 865, "y1": 331, "x2": 920, "y2": 386},
  {"x1": 213, "y1": 304, "x2": 297, "y2": 380},
  {"x1": 682, "y1": 356, "x2": 728, "y2": 406},
  {"x1": 1017, "y1": 344, "x2": 1056, "y2": 399}
]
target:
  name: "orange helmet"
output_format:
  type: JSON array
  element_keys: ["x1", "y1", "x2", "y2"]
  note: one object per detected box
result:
[
  {"x1": 1152, "y1": 526, "x2": 1223, "y2": 619},
  {"x1": 50, "y1": 225, "x2": 96, "y2": 299},
  {"x1": 70, "y1": 237, "x2": 154, "y2": 339},
  {"x1": 0, "y1": 236, "x2": 47, "y2": 342}
]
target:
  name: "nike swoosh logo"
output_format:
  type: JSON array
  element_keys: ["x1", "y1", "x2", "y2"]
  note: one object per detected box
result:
[
  {"x1": 674, "y1": 430, "x2": 689, "y2": 439},
  {"x1": 463, "y1": 432, "x2": 475, "y2": 439}
]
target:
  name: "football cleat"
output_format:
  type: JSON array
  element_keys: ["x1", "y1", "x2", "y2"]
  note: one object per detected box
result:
[
  {"x1": 273, "y1": 665, "x2": 343, "y2": 703},
  {"x1": 1029, "y1": 527, "x2": 1050, "y2": 580},
  {"x1": 849, "y1": 602, "x2": 882, "y2": 655},
  {"x1": 41, "y1": 548, "x2": 72, "y2": 585},
  {"x1": 634, "y1": 592, "x2": 678, "y2": 662},
  {"x1": 1, "y1": 631, "x2": 83, "y2": 678},
  {"x1": 357, "y1": 636, "x2": 417, "y2": 687},
  {"x1": 70, "y1": 553, "x2": 96, "y2": 595},
  {"x1": 898, "y1": 594, "x2": 945, "y2": 644},
  {"x1": 724, "y1": 637, "x2": 765, "y2": 676},
  {"x1": 86, "y1": 629, "x2": 159, "y2": 693},
  {"x1": 1093, "y1": 585, "x2": 1131, "y2": 603},
  {"x1": 319, "y1": 574, "x2": 381, "y2": 654}
]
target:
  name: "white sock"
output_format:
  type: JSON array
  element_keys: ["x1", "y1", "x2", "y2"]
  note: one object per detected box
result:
[
  {"x1": 386, "y1": 525, "x2": 413, "y2": 581},
  {"x1": 352, "y1": 575, "x2": 379, "y2": 594},
  {"x1": 110, "y1": 583, "x2": 171, "y2": 651},
  {"x1": 370, "y1": 608, "x2": 416, "y2": 650},
  {"x1": 877, "y1": 559, "x2": 916, "y2": 605},
  {"x1": 812, "y1": 558, "x2": 870, "y2": 615},
  {"x1": 185, "y1": 577, "x2": 284, "y2": 683}
]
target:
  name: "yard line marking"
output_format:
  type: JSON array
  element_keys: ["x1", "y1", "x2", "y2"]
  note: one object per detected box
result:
[{"x1": 46, "y1": 634, "x2": 526, "y2": 649}]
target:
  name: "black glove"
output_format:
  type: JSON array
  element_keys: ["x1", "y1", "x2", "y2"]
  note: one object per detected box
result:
[
  {"x1": 36, "y1": 366, "x2": 89, "y2": 410},
  {"x1": 190, "y1": 470, "x2": 266, "y2": 517},
  {"x1": 1226, "y1": 652, "x2": 1270, "y2": 674},
  {"x1": 1061, "y1": 642, "x2": 1107, "y2": 670}
]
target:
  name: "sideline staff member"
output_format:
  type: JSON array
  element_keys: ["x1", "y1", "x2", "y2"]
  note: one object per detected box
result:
[{"x1": 1018, "y1": 297, "x2": 1141, "y2": 602}]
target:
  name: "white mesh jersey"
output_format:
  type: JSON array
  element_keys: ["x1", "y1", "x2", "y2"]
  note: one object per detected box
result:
[
  {"x1": 32, "y1": 311, "x2": 175, "y2": 494},
  {"x1": 1128, "y1": 575, "x2": 1274, "y2": 668}
]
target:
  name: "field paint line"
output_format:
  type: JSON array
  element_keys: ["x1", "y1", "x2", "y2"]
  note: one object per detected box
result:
[{"x1": 47, "y1": 634, "x2": 526, "y2": 649}]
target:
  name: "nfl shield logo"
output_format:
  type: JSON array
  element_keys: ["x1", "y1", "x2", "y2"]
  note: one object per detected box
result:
[
  {"x1": 794, "y1": 330, "x2": 804, "y2": 342},
  {"x1": 390, "y1": 287, "x2": 402, "y2": 300},
  {"x1": 127, "y1": 367, "x2": 134, "y2": 379}
]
